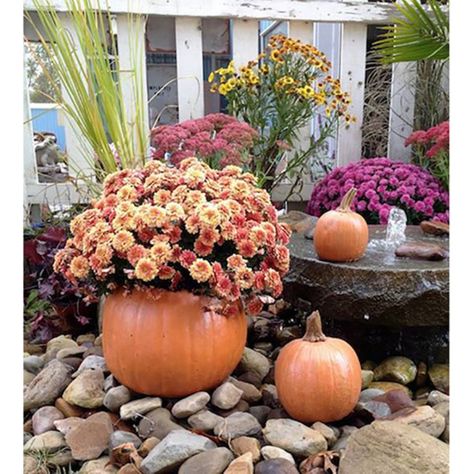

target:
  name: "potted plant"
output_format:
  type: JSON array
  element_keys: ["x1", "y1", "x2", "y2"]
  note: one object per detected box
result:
[{"x1": 54, "y1": 158, "x2": 291, "y2": 397}]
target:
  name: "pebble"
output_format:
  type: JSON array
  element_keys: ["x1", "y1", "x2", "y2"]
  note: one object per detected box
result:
[
  {"x1": 361, "y1": 370, "x2": 374, "y2": 389},
  {"x1": 239, "y1": 348, "x2": 271, "y2": 381},
  {"x1": 231, "y1": 436, "x2": 261, "y2": 462},
  {"x1": 140, "y1": 430, "x2": 217, "y2": 474},
  {"x1": 311, "y1": 422, "x2": 338, "y2": 447},
  {"x1": 32, "y1": 406, "x2": 64, "y2": 435},
  {"x1": 23, "y1": 355, "x2": 45, "y2": 374},
  {"x1": 373, "y1": 356, "x2": 417, "y2": 385},
  {"x1": 214, "y1": 412, "x2": 262, "y2": 441},
  {"x1": 262, "y1": 419, "x2": 327, "y2": 457},
  {"x1": 255, "y1": 458, "x2": 298, "y2": 474},
  {"x1": 261, "y1": 384, "x2": 279, "y2": 408},
  {"x1": 104, "y1": 374, "x2": 118, "y2": 392},
  {"x1": 56, "y1": 346, "x2": 87, "y2": 360},
  {"x1": 427, "y1": 390, "x2": 449, "y2": 406},
  {"x1": 390, "y1": 405, "x2": 446, "y2": 437},
  {"x1": 120, "y1": 397, "x2": 163, "y2": 420},
  {"x1": 224, "y1": 452, "x2": 254, "y2": 474},
  {"x1": 356, "y1": 400, "x2": 391, "y2": 420},
  {"x1": 62, "y1": 368, "x2": 105, "y2": 408},
  {"x1": 138, "y1": 407, "x2": 184, "y2": 439},
  {"x1": 65, "y1": 411, "x2": 113, "y2": 461},
  {"x1": 178, "y1": 447, "x2": 234, "y2": 474},
  {"x1": 214, "y1": 399, "x2": 250, "y2": 417},
  {"x1": 428, "y1": 364, "x2": 449, "y2": 394},
  {"x1": 372, "y1": 389, "x2": 415, "y2": 412},
  {"x1": 138, "y1": 437, "x2": 161, "y2": 457},
  {"x1": 46, "y1": 335, "x2": 79, "y2": 354},
  {"x1": 212, "y1": 382, "x2": 244, "y2": 410},
  {"x1": 55, "y1": 397, "x2": 85, "y2": 418},
  {"x1": 249, "y1": 406, "x2": 271, "y2": 426},
  {"x1": 76, "y1": 334, "x2": 96, "y2": 345},
  {"x1": 172, "y1": 392, "x2": 211, "y2": 418},
  {"x1": 24, "y1": 360, "x2": 72, "y2": 411},
  {"x1": 103, "y1": 385, "x2": 132, "y2": 413},
  {"x1": 368, "y1": 381, "x2": 412, "y2": 397},
  {"x1": 358, "y1": 388, "x2": 385, "y2": 404},
  {"x1": 229, "y1": 377, "x2": 262, "y2": 403},
  {"x1": 415, "y1": 361, "x2": 428, "y2": 387},
  {"x1": 24, "y1": 430, "x2": 66, "y2": 453},
  {"x1": 24, "y1": 370, "x2": 35, "y2": 385},
  {"x1": 72, "y1": 355, "x2": 108, "y2": 377},
  {"x1": 332, "y1": 426, "x2": 359, "y2": 450},
  {"x1": 238, "y1": 372, "x2": 263, "y2": 388},
  {"x1": 78, "y1": 456, "x2": 118, "y2": 473},
  {"x1": 54, "y1": 417, "x2": 84, "y2": 435},
  {"x1": 260, "y1": 446, "x2": 295, "y2": 464},
  {"x1": 188, "y1": 410, "x2": 223, "y2": 432},
  {"x1": 109, "y1": 430, "x2": 142, "y2": 449}
]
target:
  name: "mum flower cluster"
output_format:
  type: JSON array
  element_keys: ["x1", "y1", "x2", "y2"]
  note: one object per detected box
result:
[
  {"x1": 53, "y1": 158, "x2": 291, "y2": 315},
  {"x1": 209, "y1": 35, "x2": 355, "y2": 124},
  {"x1": 405, "y1": 121, "x2": 449, "y2": 190},
  {"x1": 307, "y1": 158, "x2": 449, "y2": 225},
  {"x1": 150, "y1": 113, "x2": 258, "y2": 170}
]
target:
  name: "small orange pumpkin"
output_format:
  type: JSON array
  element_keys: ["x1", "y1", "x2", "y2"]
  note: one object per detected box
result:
[
  {"x1": 314, "y1": 187, "x2": 368, "y2": 262},
  {"x1": 102, "y1": 289, "x2": 247, "y2": 397},
  {"x1": 275, "y1": 311, "x2": 361, "y2": 423}
]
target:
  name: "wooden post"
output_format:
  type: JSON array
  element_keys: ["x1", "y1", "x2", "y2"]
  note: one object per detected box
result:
[
  {"x1": 115, "y1": 13, "x2": 149, "y2": 148},
  {"x1": 232, "y1": 19, "x2": 259, "y2": 69},
  {"x1": 387, "y1": 61, "x2": 416, "y2": 162},
  {"x1": 175, "y1": 17, "x2": 205, "y2": 121},
  {"x1": 336, "y1": 19, "x2": 367, "y2": 166}
]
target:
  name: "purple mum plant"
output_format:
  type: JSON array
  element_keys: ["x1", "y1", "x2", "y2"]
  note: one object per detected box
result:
[{"x1": 307, "y1": 157, "x2": 449, "y2": 225}]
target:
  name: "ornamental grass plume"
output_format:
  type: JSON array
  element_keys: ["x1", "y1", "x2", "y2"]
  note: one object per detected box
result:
[
  {"x1": 150, "y1": 113, "x2": 258, "y2": 170},
  {"x1": 53, "y1": 158, "x2": 292, "y2": 315},
  {"x1": 307, "y1": 158, "x2": 449, "y2": 225}
]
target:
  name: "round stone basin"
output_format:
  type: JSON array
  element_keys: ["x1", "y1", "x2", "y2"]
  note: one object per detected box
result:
[{"x1": 283, "y1": 222, "x2": 449, "y2": 362}]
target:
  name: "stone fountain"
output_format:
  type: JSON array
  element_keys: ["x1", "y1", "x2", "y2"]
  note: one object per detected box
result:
[{"x1": 281, "y1": 210, "x2": 449, "y2": 363}]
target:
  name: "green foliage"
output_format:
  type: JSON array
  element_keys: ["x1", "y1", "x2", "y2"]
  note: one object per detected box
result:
[
  {"x1": 25, "y1": 0, "x2": 149, "y2": 187},
  {"x1": 373, "y1": 0, "x2": 449, "y2": 64}
]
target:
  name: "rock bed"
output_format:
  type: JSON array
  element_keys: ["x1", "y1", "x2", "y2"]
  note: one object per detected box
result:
[{"x1": 24, "y1": 308, "x2": 449, "y2": 473}]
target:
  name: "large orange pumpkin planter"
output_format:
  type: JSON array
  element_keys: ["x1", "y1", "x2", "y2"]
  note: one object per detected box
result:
[
  {"x1": 275, "y1": 310, "x2": 361, "y2": 423},
  {"x1": 103, "y1": 289, "x2": 247, "y2": 397}
]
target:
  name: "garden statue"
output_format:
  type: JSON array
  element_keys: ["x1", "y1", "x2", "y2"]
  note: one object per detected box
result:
[{"x1": 34, "y1": 132, "x2": 68, "y2": 183}]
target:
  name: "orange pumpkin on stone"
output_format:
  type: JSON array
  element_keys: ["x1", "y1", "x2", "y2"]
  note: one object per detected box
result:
[
  {"x1": 314, "y1": 187, "x2": 368, "y2": 262},
  {"x1": 275, "y1": 310, "x2": 361, "y2": 423},
  {"x1": 102, "y1": 289, "x2": 247, "y2": 397}
]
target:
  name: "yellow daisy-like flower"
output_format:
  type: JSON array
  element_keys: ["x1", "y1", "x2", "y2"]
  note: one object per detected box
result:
[
  {"x1": 150, "y1": 241, "x2": 172, "y2": 266},
  {"x1": 199, "y1": 204, "x2": 221, "y2": 227},
  {"x1": 189, "y1": 258, "x2": 213, "y2": 283},
  {"x1": 208, "y1": 71, "x2": 215, "y2": 83},
  {"x1": 166, "y1": 202, "x2": 185, "y2": 221},
  {"x1": 154, "y1": 189, "x2": 171, "y2": 206},
  {"x1": 218, "y1": 83, "x2": 228, "y2": 95},
  {"x1": 135, "y1": 258, "x2": 158, "y2": 282},
  {"x1": 70, "y1": 256, "x2": 90, "y2": 279},
  {"x1": 117, "y1": 184, "x2": 138, "y2": 202},
  {"x1": 112, "y1": 230, "x2": 135, "y2": 253},
  {"x1": 140, "y1": 204, "x2": 167, "y2": 228}
]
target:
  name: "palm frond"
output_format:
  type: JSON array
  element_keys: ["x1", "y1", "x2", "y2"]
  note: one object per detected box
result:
[{"x1": 373, "y1": 0, "x2": 449, "y2": 64}]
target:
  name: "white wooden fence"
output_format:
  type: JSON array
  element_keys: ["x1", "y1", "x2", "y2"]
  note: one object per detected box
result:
[{"x1": 23, "y1": 0, "x2": 424, "y2": 209}]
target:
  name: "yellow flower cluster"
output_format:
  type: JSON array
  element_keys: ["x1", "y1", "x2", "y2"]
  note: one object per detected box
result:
[{"x1": 54, "y1": 158, "x2": 292, "y2": 314}]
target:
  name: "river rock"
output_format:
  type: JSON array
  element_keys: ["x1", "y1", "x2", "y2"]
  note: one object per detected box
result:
[
  {"x1": 46, "y1": 335, "x2": 78, "y2": 354},
  {"x1": 188, "y1": 409, "x2": 223, "y2": 432},
  {"x1": 212, "y1": 382, "x2": 244, "y2": 410},
  {"x1": 24, "y1": 370, "x2": 35, "y2": 385},
  {"x1": 24, "y1": 360, "x2": 72, "y2": 411},
  {"x1": 140, "y1": 430, "x2": 217, "y2": 474},
  {"x1": 389, "y1": 405, "x2": 446, "y2": 437},
  {"x1": 138, "y1": 437, "x2": 161, "y2": 457},
  {"x1": 261, "y1": 446, "x2": 295, "y2": 464},
  {"x1": 172, "y1": 392, "x2": 210, "y2": 418},
  {"x1": 138, "y1": 407, "x2": 184, "y2": 439},
  {"x1": 56, "y1": 346, "x2": 87, "y2": 360},
  {"x1": 357, "y1": 400, "x2": 391, "y2": 420},
  {"x1": 215, "y1": 399, "x2": 250, "y2": 417},
  {"x1": 120, "y1": 397, "x2": 162, "y2": 420},
  {"x1": 311, "y1": 422, "x2": 338, "y2": 447},
  {"x1": 428, "y1": 364, "x2": 449, "y2": 394},
  {"x1": 261, "y1": 384, "x2": 279, "y2": 408},
  {"x1": 214, "y1": 412, "x2": 262, "y2": 441},
  {"x1": 62, "y1": 369, "x2": 105, "y2": 408},
  {"x1": 24, "y1": 430, "x2": 66, "y2": 453},
  {"x1": 373, "y1": 356, "x2": 417, "y2": 385},
  {"x1": 32, "y1": 406, "x2": 64, "y2": 435},
  {"x1": 55, "y1": 397, "x2": 85, "y2": 418},
  {"x1": 178, "y1": 447, "x2": 234, "y2": 474},
  {"x1": 230, "y1": 377, "x2": 262, "y2": 403},
  {"x1": 77, "y1": 334, "x2": 96, "y2": 345},
  {"x1": 330, "y1": 426, "x2": 359, "y2": 451},
  {"x1": 109, "y1": 430, "x2": 142, "y2": 450},
  {"x1": 224, "y1": 452, "x2": 254, "y2": 473},
  {"x1": 368, "y1": 382, "x2": 412, "y2": 396},
  {"x1": 103, "y1": 385, "x2": 132, "y2": 413},
  {"x1": 372, "y1": 389, "x2": 415, "y2": 412},
  {"x1": 65, "y1": 411, "x2": 113, "y2": 461},
  {"x1": 358, "y1": 388, "x2": 385, "y2": 404},
  {"x1": 255, "y1": 458, "x2": 299, "y2": 474},
  {"x1": 427, "y1": 390, "x2": 449, "y2": 406},
  {"x1": 24, "y1": 355, "x2": 44, "y2": 374},
  {"x1": 73, "y1": 355, "x2": 108, "y2": 377},
  {"x1": 239, "y1": 348, "x2": 271, "y2": 381},
  {"x1": 231, "y1": 436, "x2": 261, "y2": 462},
  {"x1": 262, "y1": 419, "x2": 327, "y2": 457},
  {"x1": 104, "y1": 374, "x2": 118, "y2": 392},
  {"x1": 78, "y1": 456, "x2": 118, "y2": 473},
  {"x1": 54, "y1": 417, "x2": 84, "y2": 435},
  {"x1": 361, "y1": 370, "x2": 374, "y2": 389},
  {"x1": 415, "y1": 361, "x2": 428, "y2": 387},
  {"x1": 249, "y1": 406, "x2": 271, "y2": 426},
  {"x1": 338, "y1": 420, "x2": 449, "y2": 473},
  {"x1": 61, "y1": 357, "x2": 84, "y2": 371}
]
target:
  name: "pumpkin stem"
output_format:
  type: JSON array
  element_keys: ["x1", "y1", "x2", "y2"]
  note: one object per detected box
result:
[
  {"x1": 303, "y1": 310, "x2": 327, "y2": 342},
  {"x1": 338, "y1": 188, "x2": 357, "y2": 212}
]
